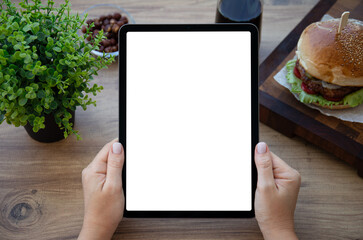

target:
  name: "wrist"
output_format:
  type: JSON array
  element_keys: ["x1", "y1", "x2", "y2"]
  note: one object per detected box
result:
[
  {"x1": 261, "y1": 228, "x2": 298, "y2": 240},
  {"x1": 78, "y1": 220, "x2": 115, "y2": 240}
]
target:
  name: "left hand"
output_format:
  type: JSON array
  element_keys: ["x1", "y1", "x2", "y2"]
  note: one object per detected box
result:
[{"x1": 78, "y1": 139, "x2": 125, "y2": 240}]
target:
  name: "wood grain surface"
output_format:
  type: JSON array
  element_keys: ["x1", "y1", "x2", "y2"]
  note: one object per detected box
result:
[{"x1": 1, "y1": 0, "x2": 363, "y2": 240}]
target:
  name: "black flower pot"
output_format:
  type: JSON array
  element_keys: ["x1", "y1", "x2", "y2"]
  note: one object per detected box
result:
[{"x1": 24, "y1": 111, "x2": 75, "y2": 143}]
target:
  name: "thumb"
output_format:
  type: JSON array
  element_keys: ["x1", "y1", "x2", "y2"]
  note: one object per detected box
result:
[
  {"x1": 254, "y1": 142, "x2": 275, "y2": 190},
  {"x1": 105, "y1": 142, "x2": 124, "y2": 188}
]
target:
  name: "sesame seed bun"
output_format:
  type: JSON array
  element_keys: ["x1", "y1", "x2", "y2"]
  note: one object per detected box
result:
[{"x1": 296, "y1": 18, "x2": 363, "y2": 87}]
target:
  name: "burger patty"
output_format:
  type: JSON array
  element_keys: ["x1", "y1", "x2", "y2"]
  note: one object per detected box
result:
[{"x1": 296, "y1": 60, "x2": 360, "y2": 99}]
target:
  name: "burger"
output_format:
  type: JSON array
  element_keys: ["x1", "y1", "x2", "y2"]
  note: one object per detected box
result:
[{"x1": 286, "y1": 18, "x2": 363, "y2": 109}]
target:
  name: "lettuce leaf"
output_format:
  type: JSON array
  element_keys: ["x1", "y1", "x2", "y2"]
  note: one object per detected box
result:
[
  {"x1": 343, "y1": 88, "x2": 363, "y2": 107},
  {"x1": 285, "y1": 59, "x2": 363, "y2": 108}
]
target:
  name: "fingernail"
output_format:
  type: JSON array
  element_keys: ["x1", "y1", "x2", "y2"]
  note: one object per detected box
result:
[
  {"x1": 113, "y1": 142, "x2": 122, "y2": 154},
  {"x1": 257, "y1": 142, "x2": 267, "y2": 154}
]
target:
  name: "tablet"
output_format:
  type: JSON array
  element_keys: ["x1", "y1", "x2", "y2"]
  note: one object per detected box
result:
[{"x1": 119, "y1": 24, "x2": 258, "y2": 218}]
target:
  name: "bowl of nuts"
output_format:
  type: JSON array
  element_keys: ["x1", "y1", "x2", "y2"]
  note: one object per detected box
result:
[{"x1": 81, "y1": 4, "x2": 135, "y2": 57}]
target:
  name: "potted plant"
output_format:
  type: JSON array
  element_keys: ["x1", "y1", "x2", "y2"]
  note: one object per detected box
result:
[{"x1": 0, "y1": 0, "x2": 114, "y2": 142}]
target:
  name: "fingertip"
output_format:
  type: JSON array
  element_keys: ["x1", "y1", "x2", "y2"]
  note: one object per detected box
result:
[
  {"x1": 112, "y1": 142, "x2": 122, "y2": 155},
  {"x1": 256, "y1": 142, "x2": 268, "y2": 154},
  {"x1": 254, "y1": 142, "x2": 274, "y2": 183},
  {"x1": 106, "y1": 141, "x2": 124, "y2": 186}
]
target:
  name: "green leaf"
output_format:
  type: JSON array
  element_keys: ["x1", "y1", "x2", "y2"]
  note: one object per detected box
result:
[
  {"x1": 30, "y1": 83, "x2": 39, "y2": 90},
  {"x1": 31, "y1": 23, "x2": 40, "y2": 34},
  {"x1": 343, "y1": 88, "x2": 363, "y2": 107},
  {"x1": 24, "y1": 55, "x2": 32, "y2": 64},
  {"x1": 20, "y1": 115, "x2": 28, "y2": 122},
  {"x1": 8, "y1": 94, "x2": 16, "y2": 100},
  {"x1": 25, "y1": 91, "x2": 36, "y2": 99},
  {"x1": 18, "y1": 98, "x2": 27, "y2": 106},
  {"x1": 62, "y1": 99, "x2": 69, "y2": 108},
  {"x1": 56, "y1": 64, "x2": 62, "y2": 72},
  {"x1": 25, "y1": 71, "x2": 34, "y2": 79},
  {"x1": 55, "y1": 116, "x2": 61, "y2": 124},
  {"x1": 33, "y1": 126, "x2": 39, "y2": 132},
  {"x1": 44, "y1": 108, "x2": 52, "y2": 114},
  {"x1": 30, "y1": 92, "x2": 37, "y2": 99},
  {"x1": 45, "y1": 51, "x2": 52, "y2": 57},
  {"x1": 36, "y1": 32, "x2": 46, "y2": 41},
  {"x1": 50, "y1": 101, "x2": 58, "y2": 109},
  {"x1": 37, "y1": 90, "x2": 45, "y2": 98},
  {"x1": 16, "y1": 88, "x2": 24, "y2": 96},
  {"x1": 35, "y1": 105, "x2": 43, "y2": 113},
  {"x1": 28, "y1": 35, "x2": 37, "y2": 43},
  {"x1": 11, "y1": 22, "x2": 20, "y2": 30},
  {"x1": 13, "y1": 44, "x2": 22, "y2": 50},
  {"x1": 47, "y1": 37, "x2": 54, "y2": 46},
  {"x1": 0, "y1": 113, "x2": 4, "y2": 124},
  {"x1": 23, "y1": 24, "x2": 32, "y2": 32},
  {"x1": 53, "y1": 47, "x2": 61, "y2": 52},
  {"x1": 11, "y1": 111, "x2": 18, "y2": 119},
  {"x1": 25, "y1": 87, "x2": 33, "y2": 92},
  {"x1": 64, "y1": 111, "x2": 72, "y2": 119}
]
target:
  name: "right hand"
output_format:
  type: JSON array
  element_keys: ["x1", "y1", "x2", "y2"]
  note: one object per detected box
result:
[{"x1": 254, "y1": 142, "x2": 301, "y2": 240}]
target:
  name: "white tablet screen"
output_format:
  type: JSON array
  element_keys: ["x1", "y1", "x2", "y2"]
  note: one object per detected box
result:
[{"x1": 126, "y1": 31, "x2": 251, "y2": 211}]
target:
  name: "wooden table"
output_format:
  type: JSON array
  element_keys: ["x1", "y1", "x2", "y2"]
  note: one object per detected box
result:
[{"x1": 1, "y1": 0, "x2": 362, "y2": 239}]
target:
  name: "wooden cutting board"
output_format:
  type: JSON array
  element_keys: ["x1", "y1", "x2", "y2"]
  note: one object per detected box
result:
[{"x1": 259, "y1": 0, "x2": 363, "y2": 177}]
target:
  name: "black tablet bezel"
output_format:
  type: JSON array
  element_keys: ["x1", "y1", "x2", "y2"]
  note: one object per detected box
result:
[{"x1": 119, "y1": 24, "x2": 258, "y2": 218}]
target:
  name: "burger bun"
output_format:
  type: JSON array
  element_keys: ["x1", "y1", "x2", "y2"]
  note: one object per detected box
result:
[{"x1": 296, "y1": 18, "x2": 363, "y2": 87}]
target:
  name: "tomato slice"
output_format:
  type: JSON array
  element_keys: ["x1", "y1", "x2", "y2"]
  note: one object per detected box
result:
[
  {"x1": 294, "y1": 66, "x2": 301, "y2": 79},
  {"x1": 301, "y1": 82, "x2": 317, "y2": 95},
  {"x1": 323, "y1": 95, "x2": 344, "y2": 102}
]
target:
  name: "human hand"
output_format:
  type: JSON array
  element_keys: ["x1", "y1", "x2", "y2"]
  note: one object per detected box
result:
[
  {"x1": 78, "y1": 139, "x2": 125, "y2": 240},
  {"x1": 254, "y1": 142, "x2": 301, "y2": 240}
]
